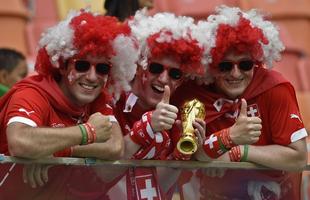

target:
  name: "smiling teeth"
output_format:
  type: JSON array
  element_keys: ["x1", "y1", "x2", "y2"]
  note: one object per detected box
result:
[
  {"x1": 227, "y1": 80, "x2": 241, "y2": 84},
  {"x1": 81, "y1": 83, "x2": 96, "y2": 90},
  {"x1": 153, "y1": 85, "x2": 164, "y2": 92}
]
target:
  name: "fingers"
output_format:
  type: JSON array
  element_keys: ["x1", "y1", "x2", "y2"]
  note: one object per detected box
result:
[
  {"x1": 161, "y1": 85, "x2": 170, "y2": 104},
  {"x1": 202, "y1": 168, "x2": 226, "y2": 178},
  {"x1": 193, "y1": 119, "x2": 206, "y2": 142},
  {"x1": 23, "y1": 164, "x2": 50, "y2": 188},
  {"x1": 174, "y1": 119, "x2": 182, "y2": 134},
  {"x1": 239, "y1": 98, "x2": 248, "y2": 117}
]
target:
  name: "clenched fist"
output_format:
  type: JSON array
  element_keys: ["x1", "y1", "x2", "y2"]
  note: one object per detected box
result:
[{"x1": 87, "y1": 112, "x2": 112, "y2": 142}]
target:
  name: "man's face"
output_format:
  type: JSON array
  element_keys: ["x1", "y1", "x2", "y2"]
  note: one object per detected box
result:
[
  {"x1": 136, "y1": 57, "x2": 184, "y2": 109},
  {"x1": 213, "y1": 52, "x2": 255, "y2": 99},
  {"x1": 59, "y1": 56, "x2": 110, "y2": 106},
  {"x1": 4, "y1": 59, "x2": 28, "y2": 87}
]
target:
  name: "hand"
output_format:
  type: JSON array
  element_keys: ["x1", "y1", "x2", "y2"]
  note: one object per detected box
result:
[
  {"x1": 87, "y1": 112, "x2": 112, "y2": 142},
  {"x1": 201, "y1": 168, "x2": 227, "y2": 178},
  {"x1": 230, "y1": 99, "x2": 262, "y2": 145},
  {"x1": 23, "y1": 164, "x2": 52, "y2": 188},
  {"x1": 151, "y1": 85, "x2": 178, "y2": 132},
  {"x1": 193, "y1": 118, "x2": 212, "y2": 161}
]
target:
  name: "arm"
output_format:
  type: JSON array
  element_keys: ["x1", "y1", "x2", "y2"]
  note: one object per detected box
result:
[
  {"x1": 7, "y1": 112, "x2": 113, "y2": 159},
  {"x1": 246, "y1": 139, "x2": 307, "y2": 171},
  {"x1": 7, "y1": 122, "x2": 82, "y2": 158}
]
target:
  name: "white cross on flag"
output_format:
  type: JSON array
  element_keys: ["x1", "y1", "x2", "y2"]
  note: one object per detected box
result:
[
  {"x1": 247, "y1": 104, "x2": 260, "y2": 117},
  {"x1": 205, "y1": 134, "x2": 218, "y2": 149},
  {"x1": 136, "y1": 174, "x2": 161, "y2": 200}
]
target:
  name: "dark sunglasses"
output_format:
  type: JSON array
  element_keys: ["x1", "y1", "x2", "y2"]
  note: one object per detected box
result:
[
  {"x1": 218, "y1": 60, "x2": 255, "y2": 72},
  {"x1": 73, "y1": 59, "x2": 111, "y2": 76},
  {"x1": 148, "y1": 62, "x2": 183, "y2": 80}
]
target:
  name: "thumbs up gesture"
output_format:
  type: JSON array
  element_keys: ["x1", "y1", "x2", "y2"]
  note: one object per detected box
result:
[
  {"x1": 151, "y1": 85, "x2": 179, "y2": 132},
  {"x1": 229, "y1": 99, "x2": 262, "y2": 145}
]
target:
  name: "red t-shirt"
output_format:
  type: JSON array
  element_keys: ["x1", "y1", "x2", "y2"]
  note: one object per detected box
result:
[
  {"x1": 173, "y1": 67, "x2": 307, "y2": 200},
  {"x1": 0, "y1": 75, "x2": 115, "y2": 200}
]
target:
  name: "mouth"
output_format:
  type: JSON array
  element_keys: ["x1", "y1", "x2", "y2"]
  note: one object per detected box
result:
[
  {"x1": 226, "y1": 78, "x2": 243, "y2": 85},
  {"x1": 151, "y1": 84, "x2": 164, "y2": 94},
  {"x1": 79, "y1": 82, "x2": 98, "y2": 91}
]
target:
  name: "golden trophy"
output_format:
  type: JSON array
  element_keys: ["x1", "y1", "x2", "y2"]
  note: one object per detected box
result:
[{"x1": 177, "y1": 99, "x2": 206, "y2": 155}]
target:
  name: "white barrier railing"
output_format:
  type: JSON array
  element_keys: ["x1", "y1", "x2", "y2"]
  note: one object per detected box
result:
[{"x1": 1, "y1": 154, "x2": 310, "y2": 171}]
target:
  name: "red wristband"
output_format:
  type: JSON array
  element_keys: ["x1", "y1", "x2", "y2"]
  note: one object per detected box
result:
[
  {"x1": 203, "y1": 132, "x2": 226, "y2": 158},
  {"x1": 133, "y1": 130, "x2": 171, "y2": 160},
  {"x1": 220, "y1": 128, "x2": 236, "y2": 149},
  {"x1": 84, "y1": 122, "x2": 96, "y2": 143},
  {"x1": 129, "y1": 111, "x2": 154, "y2": 147},
  {"x1": 228, "y1": 146, "x2": 241, "y2": 162}
]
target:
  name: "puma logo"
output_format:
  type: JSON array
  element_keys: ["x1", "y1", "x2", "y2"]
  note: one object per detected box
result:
[
  {"x1": 290, "y1": 114, "x2": 302, "y2": 122},
  {"x1": 18, "y1": 108, "x2": 35, "y2": 116}
]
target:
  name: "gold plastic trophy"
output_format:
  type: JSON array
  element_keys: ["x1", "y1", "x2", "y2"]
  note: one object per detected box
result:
[{"x1": 177, "y1": 99, "x2": 206, "y2": 155}]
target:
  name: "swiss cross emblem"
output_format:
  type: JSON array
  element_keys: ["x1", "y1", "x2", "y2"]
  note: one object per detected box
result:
[
  {"x1": 204, "y1": 134, "x2": 218, "y2": 149},
  {"x1": 135, "y1": 175, "x2": 160, "y2": 200},
  {"x1": 247, "y1": 104, "x2": 260, "y2": 117}
]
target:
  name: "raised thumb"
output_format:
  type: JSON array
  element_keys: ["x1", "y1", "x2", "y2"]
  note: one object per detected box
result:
[
  {"x1": 161, "y1": 85, "x2": 170, "y2": 103},
  {"x1": 239, "y1": 98, "x2": 248, "y2": 117}
]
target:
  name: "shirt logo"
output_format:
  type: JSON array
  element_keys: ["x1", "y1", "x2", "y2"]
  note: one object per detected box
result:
[
  {"x1": 290, "y1": 114, "x2": 302, "y2": 122},
  {"x1": 247, "y1": 104, "x2": 260, "y2": 117},
  {"x1": 18, "y1": 108, "x2": 35, "y2": 116}
]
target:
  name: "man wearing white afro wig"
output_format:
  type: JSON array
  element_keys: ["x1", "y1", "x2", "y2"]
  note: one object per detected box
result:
[
  {"x1": 0, "y1": 9, "x2": 139, "y2": 199},
  {"x1": 98, "y1": 10, "x2": 208, "y2": 200},
  {"x1": 174, "y1": 5, "x2": 308, "y2": 200}
]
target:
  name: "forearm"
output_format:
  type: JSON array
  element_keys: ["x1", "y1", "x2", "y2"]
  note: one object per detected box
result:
[
  {"x1": 72, "y1": 123, "x2": 124, "y2": 160},
  {"x1": 7, "y1": 123, "x2": 82, "y2": 158},
  {"x1": 246, "y1": 139, "x2": 307, "y2": 171},
  {"x1": 122, "y1": 134, "x2": 141, "y2": 159}
]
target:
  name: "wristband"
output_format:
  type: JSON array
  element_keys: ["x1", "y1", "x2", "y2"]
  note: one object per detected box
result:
[
  {"x1": 241, "y1": 145, "x2": 249, "y2": 162},
  {"x1": 203, "y1": 131, "x2": 228, "y2": 158},
  {"x1": 228, "y1": 146, "x2": 241, "y2": 162},
  {"x1": 84, "y1": 122, "x2": 97, "y2": 143},
  {"x1": 78, "y1": 124, "x2": 88, "y2": 145},
  {"x1": 220, "y1": 128, "x2": 236, "y2": 149},
  {"x1": 129, "y1": 111, "x2": 154, "y2": 147},
  {"x1": 133, "y1": 130, "x2": 171, "y2": 160}
]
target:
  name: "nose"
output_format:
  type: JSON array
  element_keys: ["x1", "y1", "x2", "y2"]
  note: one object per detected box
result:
[
  {"x1": 86, "y1": 65, "x2": 98, "y2": 81},
  {"x1": 157, "y1": 69, "x2": 169, "y2": 83},
  {"x1": 230, "y1": 64, "x2": 242, "y2": 78}
]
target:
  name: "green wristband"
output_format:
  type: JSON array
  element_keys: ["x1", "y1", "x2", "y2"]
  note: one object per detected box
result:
[
  {"x1": 241, "y1": 145, "x2": 249, "y2": 162},
  {"x1": 78, "y1": 124, "x2": 88, "y2": 145}
]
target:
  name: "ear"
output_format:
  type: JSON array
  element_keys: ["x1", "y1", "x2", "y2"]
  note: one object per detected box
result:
[
  {"x1": 0, "y1": 70, "x2": 9, "y2": 85},
  {"x1": 58, "y1": 65, "x2": 68, "y2": 76}
]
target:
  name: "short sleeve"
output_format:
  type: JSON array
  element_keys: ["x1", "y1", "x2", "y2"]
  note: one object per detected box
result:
[
  {"x1": 5, "y1": 88, "x2": 50, "y2": 127},
  {"x1": 265, "y1": 84, "x2": 307, "y2": 145}
]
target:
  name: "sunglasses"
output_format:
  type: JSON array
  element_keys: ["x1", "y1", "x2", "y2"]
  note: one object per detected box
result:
[
  {"x1": 148, "y1": 62, "x2": 183, "y2": 80},
  {"x1": 218, "y1": 60, "x2": 255, "y2": 72},
  {"x1": 73, "y1": 59, "x2": 111, "y2": 76}
]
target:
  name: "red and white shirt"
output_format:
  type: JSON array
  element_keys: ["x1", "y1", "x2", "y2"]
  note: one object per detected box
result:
[
  {"x1": 173, "y1": 67, "x2": 308, "y2": 200},
  {"x1": 0, "y1": 75, "x2": 116, "y2": 200}
]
